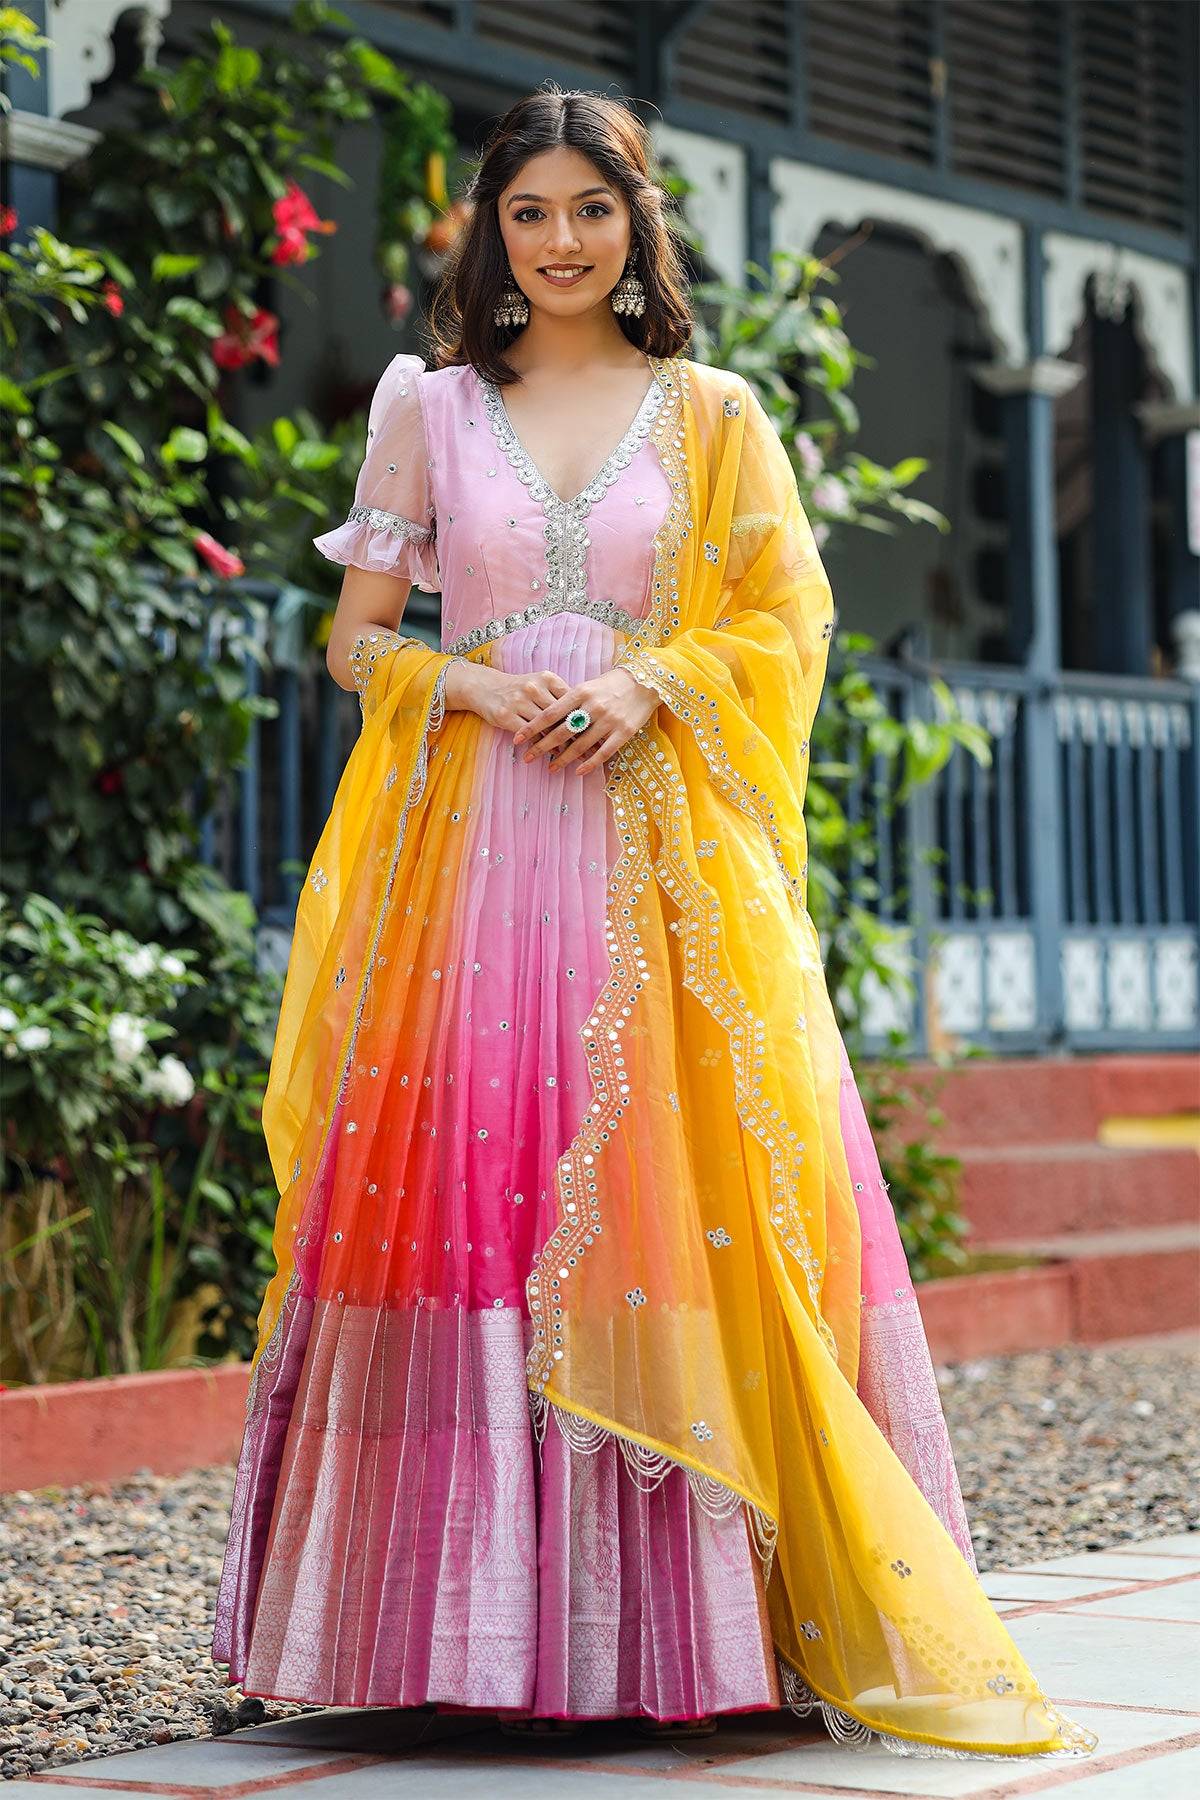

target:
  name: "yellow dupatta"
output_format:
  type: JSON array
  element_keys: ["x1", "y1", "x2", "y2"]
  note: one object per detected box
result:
[{"x1": 250, "y1": 353, "x2": 1097, "y2": 1761}]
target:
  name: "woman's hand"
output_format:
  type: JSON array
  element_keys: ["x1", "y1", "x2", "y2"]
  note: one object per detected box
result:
[
  {"x1": 513, "y1": 667, "x2": 659, "y2": 775},
  {"x1": 445, "y1": 659, "x2": 573, "y2": 732}
]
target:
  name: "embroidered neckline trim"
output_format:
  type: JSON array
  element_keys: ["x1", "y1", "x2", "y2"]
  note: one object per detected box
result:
[{"x1": 476, "y1": 359, "x2": 666, "y2": 510}]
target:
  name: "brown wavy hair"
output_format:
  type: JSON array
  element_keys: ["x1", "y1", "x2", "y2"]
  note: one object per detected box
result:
[{"x1": 425, "y1": 84, "x2": 695, "y2": 384}]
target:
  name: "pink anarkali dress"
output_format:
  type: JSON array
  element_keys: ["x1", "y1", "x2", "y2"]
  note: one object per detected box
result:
[{"x1": 211, "y1": 353, "x2": 976, "y2": 1723}]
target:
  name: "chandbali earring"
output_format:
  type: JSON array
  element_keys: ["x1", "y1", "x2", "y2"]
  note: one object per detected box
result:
[
  {"x1": 610, "y1": 251, "x2": 646, "y2": 318},
  {"x1": 494, "y1": 263, "x2": 529, "y2": 329}
]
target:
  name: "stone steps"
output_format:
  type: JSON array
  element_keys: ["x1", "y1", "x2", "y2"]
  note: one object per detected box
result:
[{"x1": 899, "y1": 1052, "x2": 1200, "y2": 1356}]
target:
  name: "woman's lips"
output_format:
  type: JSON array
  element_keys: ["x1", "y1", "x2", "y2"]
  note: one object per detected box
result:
[{"x1": 537, "y1": 266, "x2": 592, "y2": 288}]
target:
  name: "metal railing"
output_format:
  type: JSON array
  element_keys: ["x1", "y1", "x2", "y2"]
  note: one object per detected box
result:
[{"x1": 193, "y1": 591, "x2": 1200, "y2": 1051}]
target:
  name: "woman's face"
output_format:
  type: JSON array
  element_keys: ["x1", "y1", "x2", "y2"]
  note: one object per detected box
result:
[{"x1": 497, "y1": 145, "x2": 632, "y2": 317}]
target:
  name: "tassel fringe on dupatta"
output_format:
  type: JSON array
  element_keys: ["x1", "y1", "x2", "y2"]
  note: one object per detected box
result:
[{"x1": 240, "y1": 354, "x2": 1098, "y2": 1764}]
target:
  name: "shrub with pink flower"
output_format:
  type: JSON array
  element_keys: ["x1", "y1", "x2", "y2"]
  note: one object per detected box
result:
[
  {"x1": 192, "y1": 531, "x2": 246, "y2": 579},
  {"x1": 811, "y1": 474, "x2": 852, "y2": 517},
  {"x1": 793, "y1": 430, "x2": 824, "y2": 482}
]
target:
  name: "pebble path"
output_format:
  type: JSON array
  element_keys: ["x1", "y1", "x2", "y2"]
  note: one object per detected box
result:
[{"x1": 1, "y1": 1335, "x2": 1195, "y2": 1780}]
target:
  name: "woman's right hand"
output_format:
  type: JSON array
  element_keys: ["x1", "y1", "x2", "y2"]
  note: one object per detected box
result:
[{"x1": 445, "y1": 660, "x2": 571, "y2": 734}]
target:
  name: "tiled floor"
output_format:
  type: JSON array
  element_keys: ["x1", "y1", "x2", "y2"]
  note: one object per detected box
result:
[{"x1": 9, "y1": 1535, "x2": 1199, "y2": 1800}]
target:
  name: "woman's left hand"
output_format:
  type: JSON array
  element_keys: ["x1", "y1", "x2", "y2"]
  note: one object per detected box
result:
[{"x1": 513, "y1": 666, "x2": 659, "y2": 775}]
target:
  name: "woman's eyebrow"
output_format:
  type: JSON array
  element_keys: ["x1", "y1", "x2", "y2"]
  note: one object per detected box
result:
[{"x1": 506, "y1": 186, "x2": 614, "y2": 205}]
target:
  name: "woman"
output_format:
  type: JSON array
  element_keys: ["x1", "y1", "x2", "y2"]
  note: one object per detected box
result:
[{"x1": 212, "y1": 88, "x2": 1097, "y2": 1763}]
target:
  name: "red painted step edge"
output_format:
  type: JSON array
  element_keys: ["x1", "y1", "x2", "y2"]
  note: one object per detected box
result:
[
  {"x1": 3, "y1": 1240, "x2": 1196, "y2": 1490},
  {"x1": 0, "y1": 1364, "x2": 250, "y2": 1493},
  {"x1": 917, "y1": 1263, "x2": 1075, "y2": 1363},
  {"x1": 896, "y1": 1053, "x2": 1200, "y2": 1150},
  {"x1": 959, "y1": 1143, "x2": 1200, "y2": 1242}
]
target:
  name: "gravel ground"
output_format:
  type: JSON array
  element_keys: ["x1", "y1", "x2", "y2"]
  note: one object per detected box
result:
[{"x1": 0, "y1": 1335, "x2": 1195, "y2": 1780}]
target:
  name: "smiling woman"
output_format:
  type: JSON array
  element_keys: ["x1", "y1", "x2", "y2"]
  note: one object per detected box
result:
[{"x1": 211, "y1": 85, "x2": 1098, "y2": 1768}]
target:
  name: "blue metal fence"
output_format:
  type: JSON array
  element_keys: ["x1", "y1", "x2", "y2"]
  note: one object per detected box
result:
[
  {"x1": 847, "y1": 655, "x2": 1200, "y2": 1051},
  {"x1": 193, "y1": 592, "x2": 1200, "y2": 1052}
]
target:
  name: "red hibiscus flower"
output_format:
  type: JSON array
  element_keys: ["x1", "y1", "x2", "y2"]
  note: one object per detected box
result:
[
  {"x1": 102, "y1": 279, "x2": 124, "y2": 317},
  {"x1": 268, "y1": 181, "x2": 335, "y2": 266},
  {"x1": 213, "y1": 304, "x2": 280, "y2": 370},
  {"x1": 0, "y1": 205, "x2": 17, "y2": 236},
  {"x1": 193, "y1": 531, "x2": 246, "y2": 579},
  {"x1": 273, "y1": 181, "x2": 335, "y2": 236},
  {"x1": 270, "y1": 226, "x2": 310, "y2": 267}
]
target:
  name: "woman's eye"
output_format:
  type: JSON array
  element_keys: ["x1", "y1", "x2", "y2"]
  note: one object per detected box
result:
[{"x1": 514, "y1": 204, "x2": 610, "y2": 223}]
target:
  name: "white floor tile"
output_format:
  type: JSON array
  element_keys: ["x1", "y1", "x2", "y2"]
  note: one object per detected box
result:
[
  {"x1": 63, "y1": 1740, "x2": 345, "y2": 1784},
  {"x1": 1052, "y1": 1744, "x2": 1200, "y2": 1799},
  {"x1": 1007, "y1": 1611, "x2": 1200, "y2": 1711},
  {"x1": 1063, "y1": 1579, "x2": 1200, "y2": 1624},
  {"x1": 1006, "y1": 1551, "x2": 1200, "y2": 1581},
  {"x1": 980, "y1": 1573, "x2": 1133, "y2": 1602}
]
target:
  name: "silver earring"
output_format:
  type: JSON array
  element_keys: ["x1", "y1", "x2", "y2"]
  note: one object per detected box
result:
[
  {"x1": 610, "y1": 254, "x2": 646, "y2": 319},
  {"x1": 494, "y1": 264, "x2": 529, "y2": 329}
]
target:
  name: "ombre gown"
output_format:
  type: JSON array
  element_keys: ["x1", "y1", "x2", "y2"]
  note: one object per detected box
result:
[{"x1": 211, "y1": 353, "x2": 976, "y2": 1721}]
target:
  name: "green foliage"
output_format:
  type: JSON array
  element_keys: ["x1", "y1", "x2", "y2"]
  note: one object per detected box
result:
[
  {"x1": 0, "y1": 7, "x2": 49, "y2": 106},
  {"x1": 690, "y1": 248, "x2": 952, "y2": 541},
  {"x1": 0, "y1": 4, "x2": 450, "y2": 1379},
  {"x1": 0, "y1": 894, "x2": 279, "y2": 1379}
]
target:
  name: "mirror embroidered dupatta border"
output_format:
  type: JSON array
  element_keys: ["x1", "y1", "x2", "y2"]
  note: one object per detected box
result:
[{"x1": 245, "y1": 354, "x2": 1098, "y2": 1763}]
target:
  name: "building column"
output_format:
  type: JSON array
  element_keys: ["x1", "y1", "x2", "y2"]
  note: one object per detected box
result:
[
  {"x1": 971, "y1": 230, "x2": 1077, "y2": 1044},
  {"x1": 973, "y1": 356, "x2": 1086, "y2": 667},
  {"x1": 1137, "y1": 400, "x2": 1200, "y2": 679},
  {"x1": 1091, "y1": 282, "x2": 1156, "y2": 674}
]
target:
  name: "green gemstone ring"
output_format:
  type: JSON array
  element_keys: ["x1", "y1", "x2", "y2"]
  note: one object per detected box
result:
[{"x1": 565, "y1": 707, "x2": 592, "y2": 735}]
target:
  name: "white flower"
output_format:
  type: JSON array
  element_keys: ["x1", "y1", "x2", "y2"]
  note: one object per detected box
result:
[
  {"x1": 144, "y1": 1054, "x2": 195, "y2": 1107},
  {"x1": 0, "y1": 1006, "x2": 18, "y2": 1033},
  {"x1": 811, "y1": 475, "x2": 851, "y2": 517},
  {"x1": 159, "y1": 954, "x2": 186, "y2": 980},
  {"x1": 119, "y1": 945, "x2": 159, "y2": 980},
  {"x1": 108, "y1": 1012, "x2": 149, "y2": 1063},
  {"x1": 793, "y1": 430, "x2": 824, "y2": 481},
  {"x1": 813, "y1": 521, "x2": 831, "y2": 548},
  {"x1": 16, "y1": 1024, "x2": 51, "y2": 1052}
]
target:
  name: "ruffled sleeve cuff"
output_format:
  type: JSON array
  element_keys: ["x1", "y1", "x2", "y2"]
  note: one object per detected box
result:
[{"x1": 312, "y1": 505, "x2": 441, "y2": 594}]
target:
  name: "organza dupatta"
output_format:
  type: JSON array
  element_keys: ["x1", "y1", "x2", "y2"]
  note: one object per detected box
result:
[{"x1": 248, "y1": 356, "x2": 1095, "y2": 1759}]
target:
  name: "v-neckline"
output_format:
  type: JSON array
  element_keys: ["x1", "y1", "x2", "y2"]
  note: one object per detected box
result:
[{"x1": 477, "y1": 358, "x2": 663, "y2": 509}]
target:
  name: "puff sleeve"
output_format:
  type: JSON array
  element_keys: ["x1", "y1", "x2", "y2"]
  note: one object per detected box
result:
[{"x1": 312, "y1": 352, "x2": 441, "y2": 593}]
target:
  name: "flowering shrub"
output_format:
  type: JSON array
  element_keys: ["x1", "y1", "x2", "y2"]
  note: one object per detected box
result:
[
  {"x1": 0, "y1": 896, "x2": 200, "y2": 1168},
  {"x1": 691, "y1": 248, "x2": 951, "y2": 543},
  {"x1": 0, "y1": 2, "x2": 457, "y2": 1378},
  {"x1": 0, "y1": 894, "x2": 281, "y2": 1380}
]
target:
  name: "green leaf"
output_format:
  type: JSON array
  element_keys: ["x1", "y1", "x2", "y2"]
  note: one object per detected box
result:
[
  {"x1": 0, "y1": 376, "x2": 32, "y2": 415},
  {"x1": 101, "y1": 421, "x2": 146, "y2": 464},
  {"x1": 195, "y1": 255, "x2": 232, "y2": 303},
  {"x1": 162, "y1": 426, "x2": 208, "y2": 465},
  {"x1": 163, "y1": 296, "x2": 222, "y2": 337},
  {"x1": 209, "y1": 417, "x2": 258, "y2": 464},
  {"x1": 294, "y1": 153, "x2": 354, "y2": 189},
  {"x1": 291, "y1": 440, "x2": 342, "y2": 472},
  {"x1": 149, "y1": 536, "x2": 197, "y2": 574},
  {"x1": 344, "y1": 39, "x2": 410, "y2": 98},
  {"x1": 215, "y1": 43, "x2": 262, "y2": 95},
  {"x1": 151, "y1": 253, "x2": 203, "y2": 282}
]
